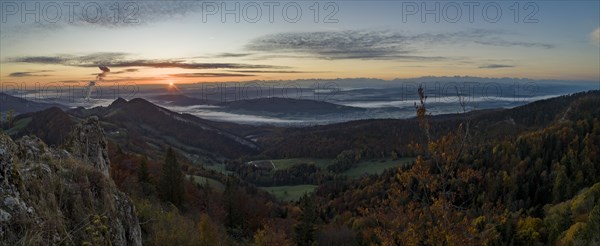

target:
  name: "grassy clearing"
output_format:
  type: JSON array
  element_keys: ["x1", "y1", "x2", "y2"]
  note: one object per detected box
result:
[
  {"x1": 202, "y1": 163, "x2": 234, "y2": 175},
  {"x1": 271, "y1": 158, "x2": 333, "y2": 170},
  {"x1": 260, "y1": 185, "x2": 318, "y2": 202},
  {"x1": 6, "y1": 117, "x2": 32, "y2": 135},
  {"x1": 186, "y1": 175, "x2": 226, "y2": 191},
  {"x1": 342, "y1": 157, "x2": 415, "y2": 178}
]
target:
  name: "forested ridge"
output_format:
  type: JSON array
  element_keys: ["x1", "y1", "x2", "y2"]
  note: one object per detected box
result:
[
  {"x1": 105, "y1": 90, "x2": 600, "y2": 245},
  {"x1": 311, "y1": 90, "x2": 600, "y2": 245},
  {"x1": 257, "y1": 90, "x2": 583, "y2": 161}
]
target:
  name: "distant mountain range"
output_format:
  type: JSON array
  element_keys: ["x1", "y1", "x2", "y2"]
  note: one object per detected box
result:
[
  {"x1": 219, "y1": 97, "x2": 365, "y2": 115},
  {"x1": 149, "y1": 94, "x2": 216, "y2": 106},
  {"x1": 4, "y1": 90, "x2": 599, "y2": 164},
  {"x1": 0, "y1": 92, "x2": 67, "y2": 115}
]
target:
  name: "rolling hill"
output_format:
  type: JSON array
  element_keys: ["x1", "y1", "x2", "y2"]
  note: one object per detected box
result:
[
  {"x1": 149, "y1": 93, "x2": 216, "y2": 106},
  {"x1": 6, "y1": 97, "x2": 262, "y2": 164}
]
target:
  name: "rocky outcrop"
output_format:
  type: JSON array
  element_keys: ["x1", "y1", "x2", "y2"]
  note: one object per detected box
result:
[
  {"x1": 0, "y1": 133, "x2": 30, "y2": 232},
  {"x1": 64, "y1": 116, "x2": 110, "y2": 176},
  {"x1": 0, "y1": 117, "x2": 141, "y2": 245}
]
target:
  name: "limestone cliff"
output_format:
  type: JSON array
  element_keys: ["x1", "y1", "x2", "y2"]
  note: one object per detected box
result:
[
  {"x1": 64, "y1": 116, "x2": 110, "y2": 177},
  {"x1": 0, "y1": 117, "x2": 141, "y2": 245}
]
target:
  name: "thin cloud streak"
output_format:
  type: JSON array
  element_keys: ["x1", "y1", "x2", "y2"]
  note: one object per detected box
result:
[
  {"x1": 215, "y1": 53, "x2": 253, "y2": 58},
  {"x1": 227, "y1": 70, "x2": 307, "y2": 74},
  {"x1": 8, "y1": 53, "x2": 287, "y2": 70},
  {"x1": 478, "y1": 64, "x2": 516, "y2": 69},
  {"x1": 474, "y1": 40, "x2": 553, "y2": 49},
  {"x1": 170, "y1": 73, "x2": 256, "y2": 78},
  {"x1": 111, "y1": 68, "x2": 140, "y2": 74},
  {"x1": 8, "y1": 70, "x2": 53, "y2": 77}
]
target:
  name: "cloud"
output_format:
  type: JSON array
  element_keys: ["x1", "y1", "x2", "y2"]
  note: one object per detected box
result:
[
  {"x1": 246, "y1": 30, "x2": 416, "y2": 60},
  {"x1": 0, "y1": 1, "x2": 209, "y2": 41},
  {"x1": 478, "y1": 64, "x2": 516, "y2": 69},
  {"x1": 8, "y1": 53, "x2": 286, "y2": 70},
  {"x1": 8, "y1": 52, "x2": 128, "y2": 66},
  {"x1": 215, "y1": 53, "x2": 253, "y2": 58},
  {"x1": 111, "y1": 68, "x2": 140, "y2": 74},
  {"x1": 474, "y1": 40, "x2": 553, "y2": 49},
  {"x1": 194, "y1": 53, "x2": 254, "y2": 59},
  {"x1": 226, "y1": 70, "x2": 306, "y2": 74},
  {"x1": 11, "y1": 56, "x2": 66, "y2": 64},
  {"x1": 591, "y1": 27, "x2": 600, "y2": 47},
  {"x1": 56, "y1": 80, "x2": 88, "y2": 84},
  {"x1": 170, "y1": 73, "x2": 255, "y2": 78},
  {"x1": 8, "y1": 70, "x2": 53, "y2": 77},
  {"x1": 102, "y1": 61, "x2": 282, "y2": 70},
  {"x1": 246, "y1": 29, "x2": 553, "y2": 60}
]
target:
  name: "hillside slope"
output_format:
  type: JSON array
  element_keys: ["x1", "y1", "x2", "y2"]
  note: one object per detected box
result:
[
  {"x1": 96, "y1": 98, "x2": 261, "y2": 160},
  {"x1": 9, "y1": 107, "x2": 77, "y2": 146}
]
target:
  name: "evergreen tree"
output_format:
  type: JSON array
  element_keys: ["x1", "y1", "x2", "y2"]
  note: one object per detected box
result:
[
  {"x1": 138, "y1": 158, "x2": 149, "y2": 183},
  {"x1": 159, "y1": 147, "x2": 184, "y2": 206},
  {"x1": 6, "y1": 109, "x2": 14, "y2": 129},
  {"x1": 294, "y1": 193, "x2": 318, "y2": 246},
  {"x1": 223, "y1": 177, "x2": 244, "y2": 238}
]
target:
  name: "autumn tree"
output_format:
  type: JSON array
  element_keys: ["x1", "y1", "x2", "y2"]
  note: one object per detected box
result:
[
  {"x1": 198, "y1": 213, "x2": 229, "y2": 245},
  {"x1": 159, "y1": 147, "x2": 184, "y2": 207},
  {"x1": 369, "y1": 85, "x2": 502, "y2": 245},
  {"x1": 580, "y1": 204, "x2": 600, "y2": 243},
  {"x1": 254, "y1": 222, "x2": 293, "y2": 246}
]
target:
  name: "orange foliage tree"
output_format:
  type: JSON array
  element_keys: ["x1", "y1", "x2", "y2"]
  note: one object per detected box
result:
[{"x1": 368, "y1": 85, "x2": 505, "y2": 245}]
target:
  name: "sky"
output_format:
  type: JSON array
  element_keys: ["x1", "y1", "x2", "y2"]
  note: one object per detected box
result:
[{"x1": 0, "y1": 0, "x2": 599, "y2": 87}]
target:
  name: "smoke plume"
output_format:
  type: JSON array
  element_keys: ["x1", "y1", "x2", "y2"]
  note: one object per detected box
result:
[{"x1": 86, "y1": 66, "x2": 110, "y2": 100}]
